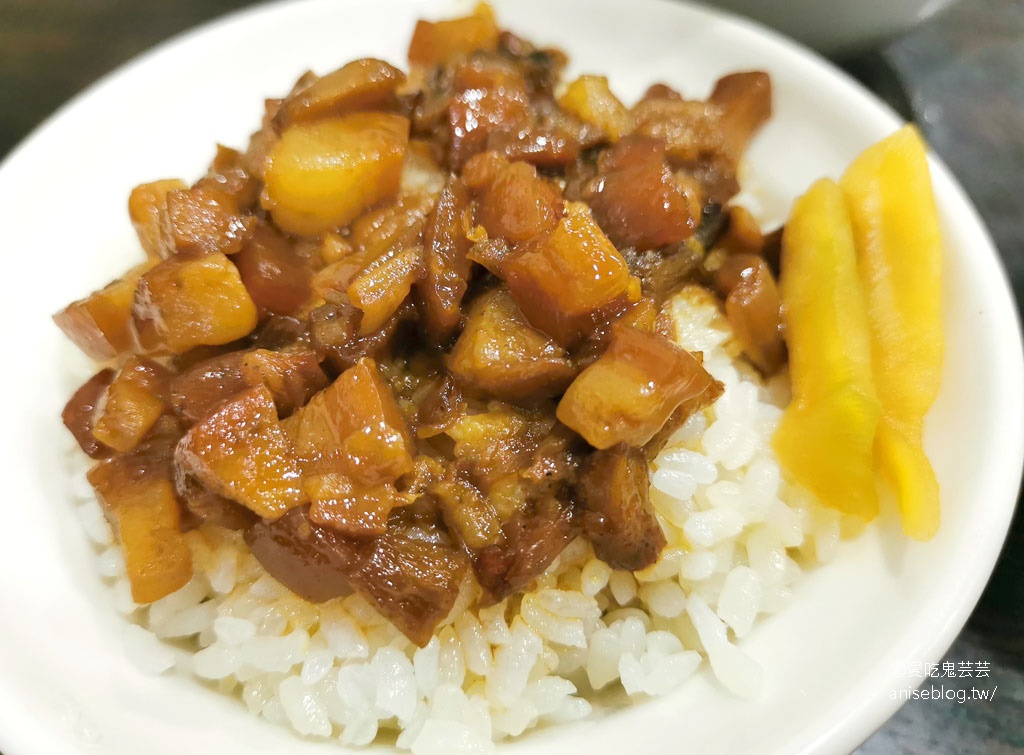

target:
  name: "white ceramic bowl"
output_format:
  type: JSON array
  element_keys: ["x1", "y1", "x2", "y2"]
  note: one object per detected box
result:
[{"x1": 0, "y1": 1, "x2": 1020, "y2": 753}]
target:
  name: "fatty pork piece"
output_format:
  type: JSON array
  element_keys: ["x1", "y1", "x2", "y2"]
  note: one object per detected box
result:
[
  {"x1": 132, "y1": 251, "x2": 259, "y2": 354},
  {"x1": 472, "y1": 495, "x2": 579, "y2": 603},
  {"x1": 278, "y1": 58, "x2": 407, "y2": 126},
  {"x1": 175, "y1": 385, "x2": 306, "y2": 519},
  {"x1": 245, "y1": 506, "x2": 468, "y2": 646},
  {"x1": 629, "y1": 71, "x2": 771, "y2": 205},
  {"x1": 232, "y1": 226, "x2": 314, "y2": 316},
  {"x1": 445, "y1": 55, "x2": 531, "y2": 168},
  {"x1": 53, "y1": 263, "x2": 150, "y2": 361},
  {"x1": 447, "y1": 286, "x2": 576, "y2": 402},
  {"x1": 714, "y1": 252, "x2": 786, "y2": 375},
  {"x1": 62, "y1": 369, "x2": 115, "y2": 459},
  {"x1": 283, "y1": 358, "x2": 416, "y2": 535},
  {"x1": 407, "y1": 5, "x2": 499, "y2": 68},
  {"x1": 584, "y1": 135, "x2": 698, "y2": 250},
  {"x1": 466, "y1": 152, "x2": 564, "y2": 244},
  {"x1": 284, "y1": 358, "x2": 415, "y2": 486},
  {"x1": 88, "y1": 417, "x2": 193, "y2": 603},
  {"x1": 557, "y1": 323, "x2": 723, "y2": 449},
  {"x1": 576, "y1": 445, "x2": 665, "y2": 571},
  {"x1": 170, "y1": 347, "x2": 327, "y2": 422},
  {"x1": 264, "y1": 112, "x2": 410, "y2": 237},
  {"x1": 445, "y1": 403, "x2": 554, "y2": 489},
  {"x1": 472, "y1": 200, "x2": 639, "y2": 347},
  {"x1": 92, "y1": 356, "x2": 172, "y2": 453}
]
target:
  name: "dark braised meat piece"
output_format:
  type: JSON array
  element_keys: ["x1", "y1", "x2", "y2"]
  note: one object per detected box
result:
[
  {"x1": 57, "y1": 7, "x2": 774, "y2": 639},
  {"x1": 584, "y1": 136, "x2": 697, "y2": 250},
  {"x1": 245, "y1": 506, "x2": 360, "y2": 603},
  {"x1": 576, "y1": 445, "x2": 665, "y2": 571},
  {"x1": 62, "y1": 368, "x2": 115, "y2": 459},
  {"x1": 92, "y1": 356, "x2": 172, "y2": 453},
  {"x1": 246, "y1": 506, "x2": 467, "y2": 646},
  {"x1": 473, "y1": 496, "x2": 579, "y2": 603},
  {"x1": 176, "y1": 386, "x2": 306, "y2": 519},
  {"x1": 348, "y1": 528, "x2": 468, "y2": 646},
  {"x1": 414, "y1": 176, "x2": 474, "y2": 344},
  {"x1": 447, "y1": 287, "x2": 576, "y2": 403}
]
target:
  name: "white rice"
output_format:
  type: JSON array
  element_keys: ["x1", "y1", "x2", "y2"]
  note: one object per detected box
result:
[{"x1": 65, "y1": 285, "x2": 845, "y2": 751}]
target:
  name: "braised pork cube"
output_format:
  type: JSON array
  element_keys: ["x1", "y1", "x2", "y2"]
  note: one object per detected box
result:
[
  {"x1": 348, "y1": 245, "x2": 424, "y2": 334},
  {"x1": 624, "y1": 244, "x2": 704, "y2": 304},
  {"x1": 312, "y1": 247, "x2": 379, "y2": 303},
  {"x1": 348, "y1": 528, "x2": 469, "y2": 646},
  {"x1": 233, "y1": 226, "x2": 313, "y2": 316},
  {"x1": 445, "y1": 404, "x2": 553, "y2": 488},
  {"x1": 557, "y1": 324, "x2": 723, "y2": 448},
  {"x1": 485, "y1": 122, "x2": 585, "y2": 170},
  {"x1": 306, "y1": 473, "x2": 405, "y2": 537},
  {"x1": 284, "y1": 358, "x2": 415, "y2": 488},
  {"x1": 88, "y1": 454, "x2": 192, "y2": 603},
  {"x1": 407, "y1": 5, "x2": 499, "y2": 68},
  {"x1": 495, "y1": 201, "x2": 639, "y2": 347},
  {"x1": 473, "y1": 496, "x2": 578, "y2": 603},
  {"x1": 558, "y1": 74, "x2": 632, "y2": 141},
  {"x1": 170, "y1": 351, "x2": 248, "y2": 423},
  {"x1": 128, "y1": 179, "x2": 187, "y2": 261},
  {"x1": 414, "y1": 177, "x2": 474, "y2": 342},
  {"x1": 349, "y1": 193, "x2": 433, "y2": 259},
  {"x1": 92, "y1": 356, "x2": 171, "y2": 453},
  {"x1": 432, "y1": 479, "x2": 505, "y2": 550},
  {"x1": 585, "y1": 136, "x2": 697, "y2": 249},
  {"x1": 630, "y1": 95, "x2": 723, "y2": 165},
  {"x1": 713, "y1": 205, "x2": 766, "y2": 257},
  {"x1": 714, "y1": 253, "x2": 786, "y2": 375},
  {"x1": 265, "y1": 112, "x2": 409, "y2": 236},
  {"x1": 415, "y1": 374, "x2": 466, "y2": 438},
  {"x1": 176, "y1": 386, "x2": 306, "y2": 518},
  {"x1": 240, "y1": 349, "x2": 328, "y2": 418},
  {"x1": 53, "y1": 264, "x2": 149, "y2": 361},
  {"x1": 133, "y1": 252, "x2": 258, "y2": 354},
  {"x1": 576, "y1": 445, "x2": 665, "y2": 571},
  {"x1": 447, "y1": 56, "x2": 531, "y2": 167},
  {"x1": 309, "y1": 301, "x2": 405, "y2": 373},
  {"x1": 63, "y1": 369, "x2": 115, "y2": 459},
  {"x1": 163, "y1": 185, "x2": 254, "y2": 257},
  {"x1": 447, "y1": 287, "x2": 575, "y2": 402},
  {"x1": 472, "y1": 155, "x2": 564, "y2": 244},
  {"x1": 175, "y1": 471, "x2": 258, "y2": 531},
  {"x1": 282, "y1": 58, "x2": 407, "y2": 124},
  {"x1": 244, "y1": 506, "x2": 359, "y2": 603},
  {"x1": 709, "y1": 71, "x2": 772, "y2": 165}
]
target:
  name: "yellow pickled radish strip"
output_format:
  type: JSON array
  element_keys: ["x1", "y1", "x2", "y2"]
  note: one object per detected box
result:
[
  {"x1": 840, "y1": 125, "x2": 943, "y2": 540},
  {"x1": 773, "y1": 178, "x2": 881, "y2": 520}
]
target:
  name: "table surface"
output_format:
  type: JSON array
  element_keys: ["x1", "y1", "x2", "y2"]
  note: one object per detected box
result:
[{"x1": 1, "y1": 1, "x2": 1021, "y2": 753}]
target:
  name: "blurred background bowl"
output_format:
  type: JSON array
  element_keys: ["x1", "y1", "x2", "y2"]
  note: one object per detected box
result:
[{"x1": 701, "y1": 0, "x2": 957, "y2": 54}]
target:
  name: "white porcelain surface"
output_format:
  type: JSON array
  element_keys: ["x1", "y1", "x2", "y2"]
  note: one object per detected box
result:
[{"x1": 0, "y1": 1, "x2": 1019, "y2": 753}]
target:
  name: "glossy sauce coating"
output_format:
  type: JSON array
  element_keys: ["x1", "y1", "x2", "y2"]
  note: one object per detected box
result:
[{"x1": 56, "y1": 7, "x2": 782, "y2": 644}]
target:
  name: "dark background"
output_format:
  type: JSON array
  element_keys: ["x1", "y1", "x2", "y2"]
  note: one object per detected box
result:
[{"x1": 1, "y1": 0, "x2": 1020, "y2": 752}]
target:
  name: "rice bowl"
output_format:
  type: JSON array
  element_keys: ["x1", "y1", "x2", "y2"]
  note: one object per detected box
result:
[{"x1": 0, "y1": 1, "x2": 1021, "y2": 754}]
